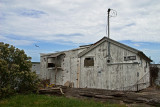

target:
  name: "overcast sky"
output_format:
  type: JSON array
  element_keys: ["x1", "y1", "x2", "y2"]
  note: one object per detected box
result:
[{"x1": 0, "y1": 0, "x2": 160, "y2": 63}]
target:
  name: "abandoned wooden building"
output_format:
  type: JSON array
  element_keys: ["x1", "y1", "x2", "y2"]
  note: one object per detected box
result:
[{"x1": 40, "y1": 37, "x2": 152, "y2": 91}]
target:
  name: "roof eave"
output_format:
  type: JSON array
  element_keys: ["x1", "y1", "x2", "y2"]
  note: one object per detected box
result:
[{"x1": 137, "y1": 51, "x2": 152, "y2": 62}]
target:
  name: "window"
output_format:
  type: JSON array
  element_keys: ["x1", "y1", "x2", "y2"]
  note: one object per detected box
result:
[
  {"x1": 84, "y1": 57, "x2": 94, "y2": 67},
  {"x1": 47, "y1": 57, "x2": 55, "y2": 68},
  {"x1": 48, "y1": 63, "x2": 55, "y2": 68}
]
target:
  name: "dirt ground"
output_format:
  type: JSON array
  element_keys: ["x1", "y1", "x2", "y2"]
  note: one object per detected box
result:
[
  {"x1": 39, "y1": 86, "x2": 160, "y2": 106},
  {"x1": 64, "y1": 87, "x2": 160, "y2": 106}
]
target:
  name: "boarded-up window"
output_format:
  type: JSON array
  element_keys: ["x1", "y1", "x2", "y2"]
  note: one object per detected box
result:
[
  {"x1": 84, "y1": 57, "x2": 94, "y2": 67},
  {"x1": 48, "y1": 63, "x2": 55, "y2": 68}
]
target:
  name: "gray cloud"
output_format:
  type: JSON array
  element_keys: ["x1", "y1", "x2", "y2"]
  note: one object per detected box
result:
[
  {"x1": 0, "y1": 35, "x2": 35, "y2": 46},
  {"x1": 0, "y1": 0, "x2": 160, "y2": 46}
]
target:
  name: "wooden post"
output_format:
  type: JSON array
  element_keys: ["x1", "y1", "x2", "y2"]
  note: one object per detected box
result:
[
  {"x1": 137, "y1": 72, "x2": 139, "y2": 91},
  {"x1": 77, "y1": 59, "x2": 80, "y2": 88},
  {"x1": 55, "y1": 57, "x2": 58, "y2": 85}
]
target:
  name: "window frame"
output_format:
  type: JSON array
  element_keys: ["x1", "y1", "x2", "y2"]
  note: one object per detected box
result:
[{"x1": 84, "y1": 57, "x2": 94, "y2": 67}]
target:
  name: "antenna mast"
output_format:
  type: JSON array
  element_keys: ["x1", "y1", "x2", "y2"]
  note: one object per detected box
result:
[
  {"x1": 107, "y1": 8, "x2": 111, "y2": 38},
  {"x1": 106, "y1": 8, "x2": 117, "y2": 38},
  {"x1": 106, "y1": 8, "x2": 117, "y2": 62}
]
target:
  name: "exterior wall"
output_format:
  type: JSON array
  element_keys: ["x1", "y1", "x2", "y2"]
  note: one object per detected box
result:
[
  {"x1": 40, "y1": 40, "x2": 150, "y2": 91},
  {"x1": 40, "y1": 48, "x2": 86, "y2": 86},
  {"x1": 31, "y1": 62, "x2": 40, "y2": 77},
  {"x1": 79, "y1": 41, "x2": 150, "y2": 91},
  {"x1": 62, "y1": 50, "x2": 82, "y2": 87}
]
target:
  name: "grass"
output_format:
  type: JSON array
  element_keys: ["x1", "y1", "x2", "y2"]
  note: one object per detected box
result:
[{"x1": 0, "y1": 94, "x2": 126, "y2": 107}]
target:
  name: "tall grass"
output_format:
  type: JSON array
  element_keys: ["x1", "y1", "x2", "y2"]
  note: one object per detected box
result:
[{"x1": 0, "y1": 94, "x2": 126, "y2": 107}]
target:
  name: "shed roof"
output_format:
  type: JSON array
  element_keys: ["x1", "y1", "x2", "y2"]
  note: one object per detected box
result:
[
  {"x1": 48, "y1": 53, "x2": 65, "y2": 58},
  {"x1": 78, "y1": 37, "x2": 152, "y2": 62},
  {"x1": 40, "y1": 46, "x2": 88, "y2": 57},
  {"x1": 32, "y1": 62, "x2": 40, "y2": 64}
]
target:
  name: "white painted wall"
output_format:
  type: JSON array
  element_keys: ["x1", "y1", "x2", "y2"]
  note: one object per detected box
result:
[
  {"x1": 40, "y1": 41, "x2": 150, "y2": 91},
  {"x1": 31, "y1": 62, "x2": 40, "y2": 77},
  {"x1": 80, "y1": 42, "x2": 150, "y2": 91}
]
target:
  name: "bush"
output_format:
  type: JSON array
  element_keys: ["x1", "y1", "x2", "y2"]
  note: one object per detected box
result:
[
  {"x1": 0, "y1": 42, "x2": 40, "y2": 98},
  {"x1": 150, "y1": 65, "x2": 159, "y2": 87}
]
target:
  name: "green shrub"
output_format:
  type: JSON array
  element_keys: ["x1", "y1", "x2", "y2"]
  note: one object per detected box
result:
[
  {"x1": 0, "y1": 42, "x2": 40, "y2": 98},
  {"x1": 150, "y1": 65, "x2": 159, "y2": 86}
]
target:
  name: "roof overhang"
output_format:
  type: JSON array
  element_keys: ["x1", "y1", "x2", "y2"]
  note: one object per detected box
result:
[
  {"x1": 48, "y1": 53, "x2": 65, "y2": 58},
  {"x1": 41, "y1": 52, "x2": 65, "y2": 57},
  {"x1": 137, "y1": 51, "x2": 152, "y2": 62}
]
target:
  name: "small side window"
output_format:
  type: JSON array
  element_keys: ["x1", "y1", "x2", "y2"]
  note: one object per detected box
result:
[
  {"x1": 84, "y1": 57, "x2": 94, "y2": 67},
  {"x1": 48, "y1": 63, "x2": 55, "y2": 68},
  {"x1": 47, "y1": 57, "x2": 55, "y2": 68}
]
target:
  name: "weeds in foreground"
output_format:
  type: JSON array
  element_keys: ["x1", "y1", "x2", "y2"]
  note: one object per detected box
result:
[{"x1": 0, "y1": 94, "x2": 126, "y2": 107}]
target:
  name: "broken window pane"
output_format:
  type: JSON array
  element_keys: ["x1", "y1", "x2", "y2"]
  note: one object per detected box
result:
[{"x1": 84, "y1": 57, "x2": 94, "y2": 67}]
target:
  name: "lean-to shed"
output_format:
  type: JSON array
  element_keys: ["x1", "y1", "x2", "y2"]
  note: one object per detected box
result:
[{"x1": 40, "y1": 37, "x2": 152, "y2": 91}]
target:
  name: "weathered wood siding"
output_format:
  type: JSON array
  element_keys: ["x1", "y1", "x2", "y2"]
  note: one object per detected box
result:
[
  {"x1": 79, "y1": 41, "x2": 150, "y2": 91},
  {"x1": 40, "y1": 48, "x2": 86, "y2": 86},
  {"x1": 40, "y1": 40, "x2": 150, "y2": 91},
  {"x1": 31, "y1": 62, "x2": 40, "y2": 77}
]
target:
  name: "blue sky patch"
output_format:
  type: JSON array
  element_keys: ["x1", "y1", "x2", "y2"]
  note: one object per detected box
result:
[{"x1": 120, "y1": 40, "x2": 160, "y2": 63}]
